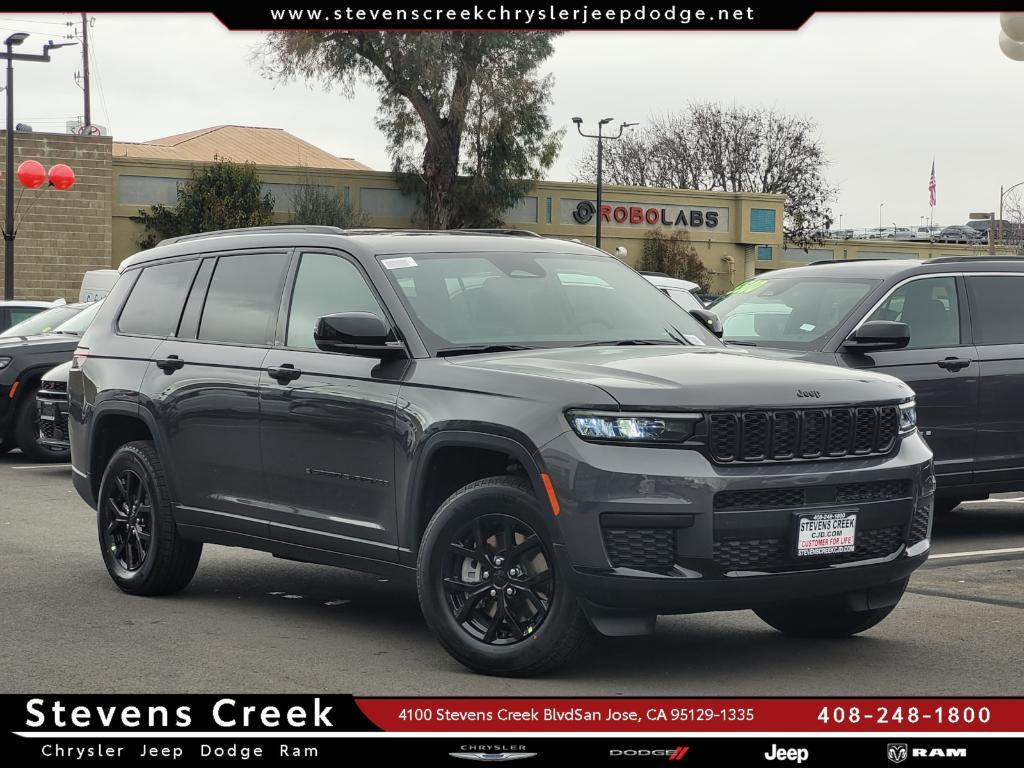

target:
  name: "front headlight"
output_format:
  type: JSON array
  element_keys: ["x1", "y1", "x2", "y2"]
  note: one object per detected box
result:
[
  {"x1": 567, "y1": 410, "x2": 700, "y2": 443},
  {"x1": 898, "y1": 400, "x2": 917, "y2": 434},
  {"x1": 0, "y1": 356, "x2": 11, "y2": 370}
]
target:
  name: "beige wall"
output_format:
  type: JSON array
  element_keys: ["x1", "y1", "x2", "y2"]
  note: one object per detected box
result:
[
  {"x1": 0, "y1": 132, "x2": 112, "y2": 301},
  {"x1": 112, "y1": 158, "x2": 786, "y2": 294},
  {"x1": 775, "y1": 238, "x2": 1016, "y2": 270}
]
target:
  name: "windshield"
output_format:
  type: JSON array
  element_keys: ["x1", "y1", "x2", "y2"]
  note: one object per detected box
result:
[
  {"x1": 380, "y1": 252, "x2": 719, "y2": 353},
  {"x1": 0, "y1": 304, "x2": 82, "y2": 337},
  {"x1": 52, "y1": 301, "x2": 102, "y2": 335},
  {"x1": 710, "y1": 276, "x2": 880, "y2": 350}
]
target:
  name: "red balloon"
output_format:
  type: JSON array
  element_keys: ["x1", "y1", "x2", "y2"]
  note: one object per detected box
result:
[
  {"x1": 16, "y1": 160, "x2": 46, "y2": 189},
  {"x1": 48, "y1": 164, "x2": 75, "y2": 191}
]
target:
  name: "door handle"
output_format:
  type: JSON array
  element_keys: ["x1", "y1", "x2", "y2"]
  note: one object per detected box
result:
[
  {"x1": 936, "y1": 357, "x2": 970, "y2": 372},
  {"x1": 267, "y1": 364, "x2": 302, "y2": 383},
  {"x1": 156, "y1": 355, "x2": 184, "y2": 373}
]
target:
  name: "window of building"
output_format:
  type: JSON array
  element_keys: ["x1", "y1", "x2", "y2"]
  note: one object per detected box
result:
[
  {"x1": 286, "y1": 253, "x2": 385, "y2": 349},
  {"x1": 359, "y1": 187, "x2": 417, "y2": 218},
  {"x1": 750, "y1": 208, "x2": 776, "y2": 233},
  {"x1": 757, "y1": 245, "x2": 773, "y2": 261},
  {"x1": 197, "y1": 252, "x2": 289, "y2": 345},
  {"x1": 966, "y1": 275, "x2": 1024, "y2": 346},
  {"x1": 261, "y1": 182, "x2": 336, "y2": 214},
  {"x1": 118, "y1": 260, "x2": 198, "y2": 337},
  {"x1": 867, "y1": 276, "x2": 960, "y2": 349},
  {"x1": 117, "y1": 175, "x2": 182, "y2": 206},
  {"x1": 502, "y1": 196, "x2": 538, "y2": 224}
]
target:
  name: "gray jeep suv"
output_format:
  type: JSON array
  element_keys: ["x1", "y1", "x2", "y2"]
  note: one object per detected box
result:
[{"x1": 69, "y1": 227, "x2": 934, "y2": 676}]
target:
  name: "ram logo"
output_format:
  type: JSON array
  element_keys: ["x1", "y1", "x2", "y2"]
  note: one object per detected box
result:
[{"x1": 887, "y1": 743, "x2": 908, "y2": 764}]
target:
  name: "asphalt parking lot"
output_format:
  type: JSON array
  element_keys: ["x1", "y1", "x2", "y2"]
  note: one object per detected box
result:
[{"x1": 1, "y1": 452, "x2": 1022, "y2": 696}]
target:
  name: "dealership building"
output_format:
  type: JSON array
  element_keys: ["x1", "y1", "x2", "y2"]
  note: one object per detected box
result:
[{"x1": 0, "y1": 127, "x2": 1008, "y2": 301}]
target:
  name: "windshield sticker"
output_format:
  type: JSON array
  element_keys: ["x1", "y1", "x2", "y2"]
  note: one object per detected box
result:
[
  {"x1": 382, "y1": 257, "x2": 418, "y2": 270},
  {"x1": 800, "y1": 323, "x2": 816, "y2": 332}
]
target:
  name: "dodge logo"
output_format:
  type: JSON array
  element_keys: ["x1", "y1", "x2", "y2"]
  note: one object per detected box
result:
[{"x1": 572, "y1": 199, "x2": 596, "y2": 224}]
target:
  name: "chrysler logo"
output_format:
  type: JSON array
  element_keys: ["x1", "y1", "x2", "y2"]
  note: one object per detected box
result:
[
  {"x1": 572, "y1": 199, "x2": 596, "y2": 224},
  {"x1": 449, "y1": 753, "x2": 537, "y2": 762}
]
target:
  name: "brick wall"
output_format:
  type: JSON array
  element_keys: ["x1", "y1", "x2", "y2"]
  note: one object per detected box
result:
[{"x1": 0, "y1": 131, "x2": 112, "y2": 301}]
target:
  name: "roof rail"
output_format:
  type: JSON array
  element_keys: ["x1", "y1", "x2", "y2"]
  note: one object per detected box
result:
[
  {"x1": 926, "y1": 255, "x2": 1024, "y2": 264},
  {"x1": 157, "y1": 225, "x2": 347, "y2": 246},
  {"x1": 806, "y1": 258, "x2": 908, "y2": 266},
  {"x1": 447, "y1": 228, "x2": 543, "y2": 237}
]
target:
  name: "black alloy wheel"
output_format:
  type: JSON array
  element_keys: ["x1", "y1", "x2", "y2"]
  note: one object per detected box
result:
[
  {"x1": 442, "y1": 513, "x2": 554, "y2": 645},
  {"x1": 101, "y1": 468, "x2": 154, "y2": 573}
]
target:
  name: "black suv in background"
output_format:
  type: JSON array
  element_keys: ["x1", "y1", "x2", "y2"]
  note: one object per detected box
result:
[
  {"x1": 70, "y1": 228, "x2": 933, "y2": 676},
  {"x1": 711, "y1": 257, "x2": 1024, "y2": 513},
  {"x1": 0, "y1": 301, "x2": 101, "y2": 460}
]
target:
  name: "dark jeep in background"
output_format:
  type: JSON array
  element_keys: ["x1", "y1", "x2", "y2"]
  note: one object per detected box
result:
[
  {"x1": 69, "y1": 227, "x2": 934, "y2": 676},
  {"x1": 711, "y1": 257, "x2": 1024, "y2": 514}
]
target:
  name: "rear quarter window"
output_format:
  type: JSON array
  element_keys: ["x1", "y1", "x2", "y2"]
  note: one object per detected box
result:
[{"x1": 118, "y1": 260, "x2": 199, "y2": 337}]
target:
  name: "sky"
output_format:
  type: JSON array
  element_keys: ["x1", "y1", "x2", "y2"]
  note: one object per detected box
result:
[{"x1": 1, "y1": 12, "x2": 1021, "y2": 230}]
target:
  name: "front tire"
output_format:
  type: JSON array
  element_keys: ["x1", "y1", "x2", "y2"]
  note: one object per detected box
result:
[
  {"x1": 97, "y1": 440, "x2": 202, "y2": 596},
  {"x1": 755, "y1": 580, "x2": 907, "y2": 638},
  {"x1": 417, "y1": 475, "x2": 590, "y2": 677}
]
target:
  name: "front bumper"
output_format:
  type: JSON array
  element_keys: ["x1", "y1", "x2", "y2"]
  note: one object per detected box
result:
[
  {"x1": 538, "y1": 430, "x2": 934, "y2": 620},
  {"x1": 36, "y1": 392, "x2": 70, "y2": 449}
]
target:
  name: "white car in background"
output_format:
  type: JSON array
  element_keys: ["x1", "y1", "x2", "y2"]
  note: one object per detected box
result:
[{"x1": 641, "y1": 273, "x2": 704, "y2": 311}]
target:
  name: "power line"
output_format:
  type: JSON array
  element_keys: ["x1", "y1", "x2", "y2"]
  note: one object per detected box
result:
[{"x1": 0, "y1": 15, "x2": 72, "y2": 27}]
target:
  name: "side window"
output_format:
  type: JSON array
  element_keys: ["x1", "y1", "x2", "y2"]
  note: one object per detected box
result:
[
  {"x1": 866, "y1": 276, "x2": 960, "y2": 349},
  {"x1": 286, "y1": 252, "x2": 385, "y2": 349},
  {"x1": 198, "y1": 252, "x2": 289, "y2": 346},
  {"x1": 967, "y1": 275, "x2": 1024, "y2": 345},
  {"x1": 118, "y1": 260, "x2": 198, "y2": 337}
]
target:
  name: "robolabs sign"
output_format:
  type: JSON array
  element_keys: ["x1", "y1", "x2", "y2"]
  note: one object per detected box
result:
[{"x1": 562, "y1": 198, "x2": 728, "y2": 231}]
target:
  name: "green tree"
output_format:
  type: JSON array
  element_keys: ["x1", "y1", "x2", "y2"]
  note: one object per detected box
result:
[
  {"x1": 259, "y1": 32, "x2": 562, "y2": 229},
  {"x1": 287, "y1": 180, "x2": 369, "y2": 228},
  {"x1": 637, "y1": 229, "x2": 713, "y2": 293},
  {"x1": 134, "y1": 159, "x2": 274, "y2": 249}
]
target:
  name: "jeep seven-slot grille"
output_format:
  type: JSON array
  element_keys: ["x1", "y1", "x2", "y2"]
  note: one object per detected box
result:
[{"x1": 708, "y1": 406, "x2": 900, "y2": 463}]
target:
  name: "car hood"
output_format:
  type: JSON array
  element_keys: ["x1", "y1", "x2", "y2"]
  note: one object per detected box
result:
[
  {"x1": 447, "y1": 345, "x2": 912, "y2": 408},
  {"x1": 0, "y1": 333, "x2": 79, "y2": 351}
]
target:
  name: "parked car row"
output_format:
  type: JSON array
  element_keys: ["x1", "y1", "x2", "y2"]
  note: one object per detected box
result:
[{"x1": 830, "y1": 225, "x2": 987, "y2": 244}]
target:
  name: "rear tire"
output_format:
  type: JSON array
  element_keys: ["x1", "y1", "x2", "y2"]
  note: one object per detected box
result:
[
  {"x1": 417, "y1": 475, "x2": 590, "y2": 677},
  {"x1": 755, "y1": 580, "x2": 907, "y2": 638},
  {"x1": 97, "y1": 440, "x2": 202, "y2": 596},
  {"x1": 13, "y1": 384, "x2": 69, "y2": 462}
]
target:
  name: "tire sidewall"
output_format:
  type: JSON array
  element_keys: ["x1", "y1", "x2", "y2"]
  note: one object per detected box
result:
[
  {"x1": 97, "y1": 445, "x2": 163, "y2": 589},
  {"x1": 417, "y1": 480, "x2": 578, "y2": 674}
]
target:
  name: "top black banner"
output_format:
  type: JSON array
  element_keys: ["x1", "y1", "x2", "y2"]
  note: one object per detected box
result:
[{"x1": 6, "y1": 3, "x2": 1018, "y2": 32}]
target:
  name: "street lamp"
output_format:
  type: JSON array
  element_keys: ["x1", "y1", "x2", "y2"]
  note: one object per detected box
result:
[
  {"x1": 2, "y1": 33, "x2": 77, "y2": 300},
  {"x1": 879, "y1": 203, "x2": 884, "y2": 237},
  {"x1": 574, "y1": 116, "x2": 638, "y2": 249}
]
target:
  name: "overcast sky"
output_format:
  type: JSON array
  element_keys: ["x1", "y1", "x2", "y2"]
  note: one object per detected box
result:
[{"x1": 2, "y1": 12, "x2": 1020, "y2": 229}]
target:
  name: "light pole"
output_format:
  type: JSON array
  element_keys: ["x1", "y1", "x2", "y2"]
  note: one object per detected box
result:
[
  {"x1": 2, "y1": 33, "x2": 76, "y2": 300},
  {"x1": 969, "y1": 211, "x2": 996, "y2": 255},
  {"x1": 879, "y1": 203, "x2": 884, "y2": 237},
  {"x1": 573, "y1": 116, "x2": 637, "y2": 249}
]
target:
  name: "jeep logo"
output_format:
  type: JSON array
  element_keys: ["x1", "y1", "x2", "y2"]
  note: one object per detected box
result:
[{"x1": 796, "y1": 390, "x2": 821, "y2": 399}]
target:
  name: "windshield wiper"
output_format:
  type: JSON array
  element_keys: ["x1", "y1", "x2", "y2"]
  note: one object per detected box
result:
[
  {"x1": 436, "y1": 344, "x2": 535, "y2": 357},
  {"x1": 575, "y1": 338, "x2": 681, "y2": 348},
  {"x1": 725, "y1": 340, "x2": 758, "y2": 346}
]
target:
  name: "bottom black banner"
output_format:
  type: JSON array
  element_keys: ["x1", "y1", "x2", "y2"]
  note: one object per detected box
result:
[{"x1": 2, "y1": 736, "x2": 1016, "y2": 766}]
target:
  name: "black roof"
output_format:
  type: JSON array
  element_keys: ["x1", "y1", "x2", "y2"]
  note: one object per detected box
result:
[
  {"x1": 759, "y1": 257, "x2": 1024, "y2": 280},
  {"x1": 125, "y1": 227, "x2": 600, "y2": 270}
]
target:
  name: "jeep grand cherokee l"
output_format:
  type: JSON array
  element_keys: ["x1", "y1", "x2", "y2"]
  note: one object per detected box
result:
[
  {"x1": 69, "y1": 227, "x2": 934, "y2": 676},
  {"x1": 710, "y1": 257, "x2": 1024, "y2": 514}
]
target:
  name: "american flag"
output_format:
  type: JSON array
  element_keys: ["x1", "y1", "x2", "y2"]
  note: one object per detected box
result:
[{"x1": 928, "y1": 160, "x2": 937, "y2": 208}]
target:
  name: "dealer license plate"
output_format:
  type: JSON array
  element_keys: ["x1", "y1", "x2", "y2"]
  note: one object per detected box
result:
[
  {"x1": 795, "y1": 511, "x2": 857, "y2": 557},
  {"x1": 39, "y1": 401, "x2": 56, "y2": 421}
]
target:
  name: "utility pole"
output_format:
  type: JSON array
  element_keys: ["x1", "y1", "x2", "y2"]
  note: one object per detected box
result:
[
  {"x1": 80, "y1": 13, "x2": 90, "y2": 129},
  {"x1": 572, "y1": 117, "x2": 638, "y2": 250}
]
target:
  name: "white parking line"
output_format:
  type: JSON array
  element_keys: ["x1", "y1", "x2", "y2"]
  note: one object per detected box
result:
[
  {"x1": 930, "y1": 546, "x2": 1024, "y2": 560},
  {"x1": 9, "y1": 464, "x2": 71, "y2": 470},
  {"x1": 963, "y1": 497, "x2": 1024, "y2": 504}
]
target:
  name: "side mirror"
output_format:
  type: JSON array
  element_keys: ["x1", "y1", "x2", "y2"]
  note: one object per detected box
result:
[
  {"x1": 314, "y1": 312, "x2": 406, "y2": 358},
  {"x1": 690, "y1": 308, "x2": 723, "y2": 338},
  {"x1": 843, "y1": 320, "x2": 910, "y2": 353}
]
